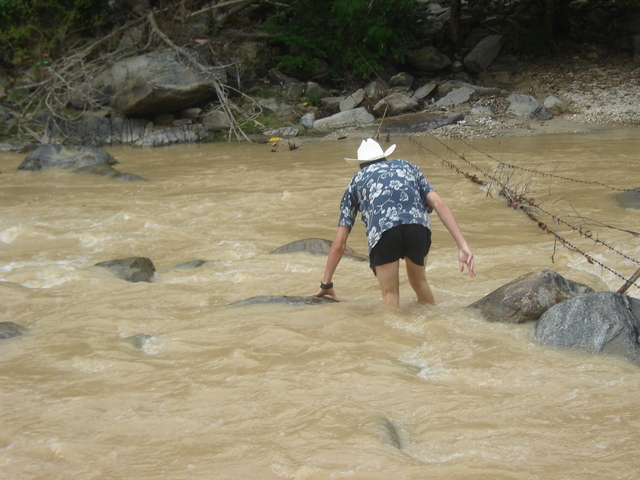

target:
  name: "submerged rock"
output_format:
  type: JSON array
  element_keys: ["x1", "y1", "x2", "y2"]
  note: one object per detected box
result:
[
  {"x1": 73, "y1": 164, "x2": 147, "y2": 182},
  {"x1": 18, "y1": 144, "x2": 117, "y2": 171},
  {"x1": 271, "y1": 238, "x2": 367, "y2": 261},
  {"x1": 230, "y1": 295, "x2": 335, "y2": 307},
  {"x1": 123, "y1": 333, "x2": 158, "y2": 352},
  {"x1": 616, "y1": 187, "x2": 640, "y2": 209},
  {"x1": 0, "y1": 321, "x2": 27, "y2": 340},
  {"x1": 94, "y1": 257, "x2": 156, "y2": 283},
  {"x1": 379, "y1": 418, "x2": 403, "y2": 449},
  {"x1": 469, "y1": 270, "x2": 594, "y2": 323},
  {"x1": 534, "y1": 292, "x2": 640, "y2": 366},
  {"x1": 170, "y1": 260, "x2": 209, "y2": 269}
]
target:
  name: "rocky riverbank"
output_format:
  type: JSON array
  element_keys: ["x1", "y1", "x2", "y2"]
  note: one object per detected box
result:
[
  {"x1": 1, "y1": 9, "x2": 639, "y2": 149},
  {"x1": 441, "y1": 55, "x2": 640, "y2": 139},
  {"x1": 329, "y1": 52, "x2": 640, "y2": 142}
]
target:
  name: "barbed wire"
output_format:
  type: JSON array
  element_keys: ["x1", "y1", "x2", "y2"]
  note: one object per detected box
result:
[
  {"x1": 460, "y1": 139, "x2": 631, "y2": 192},
  {"x1": 409, "y1": 135, "x2": 639, "y2": 292}
]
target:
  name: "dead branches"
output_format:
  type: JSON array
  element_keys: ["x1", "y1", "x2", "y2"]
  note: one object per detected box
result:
[{"x1": 146, "y1": 11, "x2": 259, "y2": 142}]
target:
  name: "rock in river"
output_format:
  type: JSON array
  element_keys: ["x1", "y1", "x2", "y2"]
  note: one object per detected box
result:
[
  {"x1": 534, "y1": 291, "x2": 640, "y2": 366},
  {"x1": 18, "y1": 144, "x2": 117, "y2": 171},
  {"x1": 94, "y1": 257, "x2": 157, "y2": 283},
  {"x1": 469, "y1": 270, "x2": 594, "y2": 323},
  {"x1": 0, "y1": 321, "x2": 27, "y2": 340},
  {"x1": 616, "y1": 187, "x2": 640, "y2": 209}
]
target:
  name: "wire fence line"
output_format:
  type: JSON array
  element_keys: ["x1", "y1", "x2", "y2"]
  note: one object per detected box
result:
[{"x1": 409, "y1": 135, "x2": 639, "y2": 294}]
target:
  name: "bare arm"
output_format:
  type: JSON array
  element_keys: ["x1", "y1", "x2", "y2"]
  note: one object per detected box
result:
[
  {"x1": 310, "y1": 225, "x2": 351, "y2": 301},
  {"x1": 426, "y1": 191, "x2": 476, "y2": 277}
]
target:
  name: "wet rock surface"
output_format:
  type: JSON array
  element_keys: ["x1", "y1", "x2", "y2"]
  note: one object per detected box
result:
[
  {"x1": 616, "y1": 187, "x2": 640, "y2": 209},
  {"x1": 469, "y1": 270, "x2": 594, "y2": 324},
  {"x1": 0, "y1": 321, "x2": 27, "y2": 340},
  {"x1": 94, "y1": 257, "x2": 157, "y2": 283},
  {"x1": 534, "y1": 291, "x2": 640, "y2": 366},
  {"x1": 18, "y1": 145, "x2": 117, "y2": 171}
]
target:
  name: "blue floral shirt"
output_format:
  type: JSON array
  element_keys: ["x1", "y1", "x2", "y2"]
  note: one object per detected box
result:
[{"x1": 338, "y1": 159, "x2": 434, "y2": 252}]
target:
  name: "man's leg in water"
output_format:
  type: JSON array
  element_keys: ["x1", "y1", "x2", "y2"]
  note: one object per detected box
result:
[
  {"x1": 406, "y1": 257, "x2": 435, "y2": 304},
  {"x1": 374, "y1": 260, "x2": 401, "y2": 308}
]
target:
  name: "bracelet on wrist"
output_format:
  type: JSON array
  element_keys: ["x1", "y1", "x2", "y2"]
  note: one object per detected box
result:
[{"x1": 320, "y1": 281, "x2": 333, "y2": 290}]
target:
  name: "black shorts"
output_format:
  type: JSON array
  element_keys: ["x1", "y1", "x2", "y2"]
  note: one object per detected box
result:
[{"x1": 369, "y1": 224, "x2": 432, "y2": 272}]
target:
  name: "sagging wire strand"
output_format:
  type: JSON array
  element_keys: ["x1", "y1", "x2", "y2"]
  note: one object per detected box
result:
[{"x1": 408, "y1": 135, "x2": 640, "y2": 294}]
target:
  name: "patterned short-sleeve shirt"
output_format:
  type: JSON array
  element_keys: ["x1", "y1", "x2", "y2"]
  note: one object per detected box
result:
[{"x1": 338, "y1": 159, "x2": 434, "y2": 252}]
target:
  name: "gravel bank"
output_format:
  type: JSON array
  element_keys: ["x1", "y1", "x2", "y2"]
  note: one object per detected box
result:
[{"x1": 418, "y1": 53, "x2": 640, "y2": 140}]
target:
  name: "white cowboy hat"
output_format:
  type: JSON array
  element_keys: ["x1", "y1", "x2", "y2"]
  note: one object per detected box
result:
[{"x1": 345, "y1": 138, "x2": 396, "y2": 163}]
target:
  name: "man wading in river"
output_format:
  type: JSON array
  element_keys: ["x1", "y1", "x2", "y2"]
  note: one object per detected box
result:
[{"x1": 311, "y1": 138, "x2": 476, "y2": 309}]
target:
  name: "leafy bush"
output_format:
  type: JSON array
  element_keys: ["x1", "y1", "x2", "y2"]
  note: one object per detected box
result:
[
  {"x1": 0, "y1": 0, "x2": 111, "y2": 70},
  {"x1": 263, "y1": 0, "x2": 424, "y2": 82}
]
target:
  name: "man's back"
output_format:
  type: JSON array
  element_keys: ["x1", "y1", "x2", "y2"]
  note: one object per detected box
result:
[{"x1": 339, "y1": 159, "x2": 434, "y2": 252}]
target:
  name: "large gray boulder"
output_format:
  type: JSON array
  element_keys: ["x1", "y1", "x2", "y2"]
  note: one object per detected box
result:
[
  {"x1": 18, "y1": 145, "x2": 117, "y2": 171},
  {"x1": 94, "y1": 257, "x2": 156, "y2": 283},
  {"x1": 534, "y1": 292, "x2": 640, "y2": 366},
  {"x1": 91, "y1": 49, "x2": 226, "y2": 116},
  {"x1": 469, "y1": 270, "x2": 594, "y2": 323}
]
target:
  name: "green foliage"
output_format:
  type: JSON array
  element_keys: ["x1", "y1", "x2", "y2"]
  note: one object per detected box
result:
[
  {"x1": 0, "y1": 0, "x2": 30, "y2": 20},
  {"x1": 304, "y1": 91, "x2": 321, "y2": 107},
  {"x1": 0, "y1": 0, "x2": 111, "y2": 70},
  {"x1": 263, "y1": 0, "x2": 424, "y2": 81}
]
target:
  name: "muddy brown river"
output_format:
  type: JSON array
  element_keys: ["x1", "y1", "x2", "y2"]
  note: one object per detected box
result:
[{"x1": 1, "y1": 128, "x2": 639, "y2": 479}]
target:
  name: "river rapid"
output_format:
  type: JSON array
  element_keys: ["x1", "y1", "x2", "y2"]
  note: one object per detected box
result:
[{"x1": 1, "y1": 128, "x2": 639, "y2": 479}]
